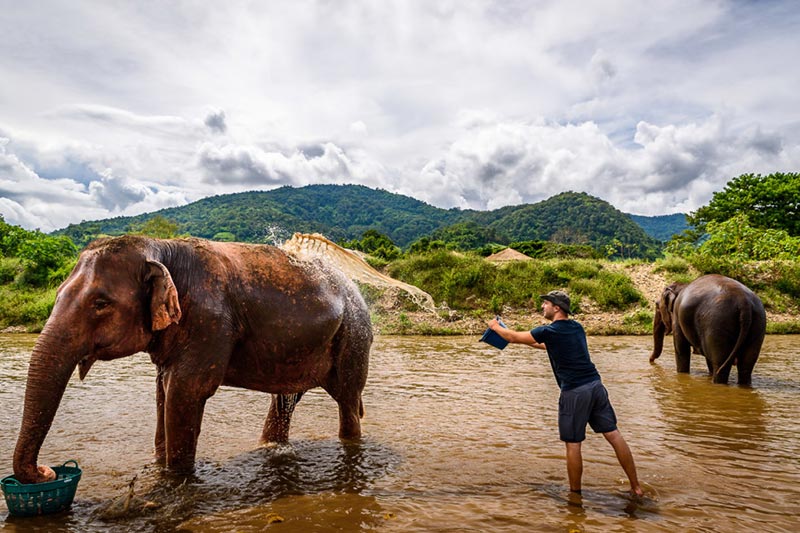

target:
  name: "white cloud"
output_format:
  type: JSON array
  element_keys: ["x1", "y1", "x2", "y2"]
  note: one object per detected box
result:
[
  {"x1": 0, "y1": 1, "x2": 798, "y2": 231},
  {"x1": 402, "y1": 113, "x2": 799, "y2": 215}
]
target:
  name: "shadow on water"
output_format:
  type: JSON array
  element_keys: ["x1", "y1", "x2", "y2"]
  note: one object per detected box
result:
[
  {"x1": 4, "y1": 439, "x2": 401, "y2": 533},
  {"x1": 649, "y1": 364, "x2": 770, "y2": 454}
]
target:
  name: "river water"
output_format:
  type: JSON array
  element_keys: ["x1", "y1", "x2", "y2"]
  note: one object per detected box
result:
[{"x1": 0, "y1": 333, "x2": 798, "y2": 532}]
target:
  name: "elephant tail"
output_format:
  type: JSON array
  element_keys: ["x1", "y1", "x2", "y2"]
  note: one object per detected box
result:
[
  {"x1": 359, "y1": 398, "x2": 365, "y2": 419},
  {"x1": 716, "y1": 305, "x2": 752, "y2": 379}
]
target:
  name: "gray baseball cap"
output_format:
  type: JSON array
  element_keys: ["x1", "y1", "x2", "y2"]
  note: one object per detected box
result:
[{"x1": 540, "y1": 290, "x2": 571, "y2": 314}]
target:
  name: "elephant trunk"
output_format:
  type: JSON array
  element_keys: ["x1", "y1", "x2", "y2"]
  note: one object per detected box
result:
[
  {"x1": 650, "y1": 307, "x2": 665, "y2": 363},
  {"x1": 13, "y1": 329, "x2": 78, "y2": 483}
]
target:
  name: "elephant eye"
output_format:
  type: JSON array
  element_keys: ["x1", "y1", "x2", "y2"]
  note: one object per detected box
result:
[{"x1": 93, "y1": 298, "x2": 111, "y2": 311}]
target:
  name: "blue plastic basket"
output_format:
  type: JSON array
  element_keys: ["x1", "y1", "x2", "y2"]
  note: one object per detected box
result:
[{"x1": 1, "y1": 460, "x2": 82, "y2": 517}]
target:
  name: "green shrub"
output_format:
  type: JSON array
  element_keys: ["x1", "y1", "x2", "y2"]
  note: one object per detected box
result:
[
  {"x1": 653, "y1": 255, "x2": 691, "y2": 275},
  {"x1": 767, "y1": 321, "x2": 800, "y2": 334},
  {"x1": 556, "y1": 259, "x2": 602, "y2": 279},
  {"x1": 0, "y1": 287, "x2": 56, "y2": 330},
  {"x1": 623, "y1": 308, "x2": 654, "y2": 330},
  {"x1": 387, "y1": 252, "x2": 647, "y2": 313},
  {"x1": 773, "y1": 261, "x2": 800, "y2": 299},
  {"x1": 0, "y1": 257, "x2": 23, "y2": 284}
]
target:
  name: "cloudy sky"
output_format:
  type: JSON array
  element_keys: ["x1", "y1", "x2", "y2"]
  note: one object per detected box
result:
[{"x1": 1, "y1": 1, "x2": 798, "y2": 233}]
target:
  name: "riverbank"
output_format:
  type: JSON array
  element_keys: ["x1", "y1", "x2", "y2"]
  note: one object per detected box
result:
[
  {"x1": 370, "y1": 263, "x2": 800, "y2": 336},
  {"x1": 2, "y1": 263, "x2": 798, "y2": 336}
]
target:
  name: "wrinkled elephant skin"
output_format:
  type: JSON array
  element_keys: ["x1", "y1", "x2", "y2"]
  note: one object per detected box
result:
[
  {"x1": 650, "y1": 274, "x2": 765, "y2": 385},
  {"x1": 13, "y1": 236, "x2": 372, "y2": 483}
]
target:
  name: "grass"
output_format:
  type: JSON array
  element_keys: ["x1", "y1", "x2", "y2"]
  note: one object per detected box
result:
[
  {"x1": 0, "y1": 285, "x2": 56, "y2": 332},
  {"x1": 1, "y1": 251, "x2": 799, "y2": 336},
  {"x1": 388, "y1": 253, "x2": 647, "y2": 315}
]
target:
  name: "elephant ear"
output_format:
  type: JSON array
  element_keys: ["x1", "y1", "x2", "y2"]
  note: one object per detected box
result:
[
  {"x1": 146, "y1": 260, "x2": 182, "y2": 331},
  {"x1": 660, "y1": 288, "x2": 677, "y2": 333}
]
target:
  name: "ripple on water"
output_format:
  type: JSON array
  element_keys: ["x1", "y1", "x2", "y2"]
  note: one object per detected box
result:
[{"x1": 0, "y1": 334, "x2": 799, "y2": 532}]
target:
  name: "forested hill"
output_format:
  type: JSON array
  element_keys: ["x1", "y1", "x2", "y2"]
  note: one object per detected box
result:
[
  {"x1": 55, "y1": 184, "x2": 667, "y2": 257},
  {"x1": 57, "y1": 185, "x2": 467, "y2": 247},
  {"x1": 628, "y1": 213, "x2": 688, "y2": 242}
]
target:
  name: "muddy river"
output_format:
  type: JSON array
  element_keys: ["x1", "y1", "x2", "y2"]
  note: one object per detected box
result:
[{"x1": 0, "y1": 333, "x2": 798, "y2": 532}]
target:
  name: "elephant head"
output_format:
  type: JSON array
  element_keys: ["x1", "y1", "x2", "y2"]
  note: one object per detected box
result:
[
  {"x1": 649, "y1": 282, "x2": 685, "y2": 363},
  {"x1": 13, "y1": 237, "x2": 181, "y2": 483}
]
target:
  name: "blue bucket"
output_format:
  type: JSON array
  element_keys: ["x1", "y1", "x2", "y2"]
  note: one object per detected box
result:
[
  {"x1": 1, "y1": 460, "x2": 82, "y2": 517},
  {"x1": 479, "y1": 317, "x2": 509, "y2": 350}
]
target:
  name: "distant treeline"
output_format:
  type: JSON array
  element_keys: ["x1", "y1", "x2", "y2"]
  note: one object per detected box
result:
[
  {"x1": 1, "y1": 172, "x2": 798, "y2": 332},
  {"x1": 55, "y1": 186, "x2": 666, "y2": 260}
]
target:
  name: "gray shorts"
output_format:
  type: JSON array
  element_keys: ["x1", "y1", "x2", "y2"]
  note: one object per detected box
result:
[{"x1": 558, "y1": 380, "x2": 618, "y2": 443}]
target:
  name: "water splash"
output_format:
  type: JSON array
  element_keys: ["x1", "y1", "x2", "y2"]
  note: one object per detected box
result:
[{"x1": 281, "y1": 233, "x2": 437, "y2": 313}]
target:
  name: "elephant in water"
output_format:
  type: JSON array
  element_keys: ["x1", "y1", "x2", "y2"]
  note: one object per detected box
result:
[
  {"x1": 14, "y1": 235, "x2": 372, "y2": 483},
  {"x1": 649, "y1": 274, "x2": 766, "y2": 385}
]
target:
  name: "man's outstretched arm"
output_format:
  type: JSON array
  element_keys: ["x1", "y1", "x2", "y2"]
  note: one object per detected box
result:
[{"x1": 488, "y1": 318, "x2": 546, "y2": 349}]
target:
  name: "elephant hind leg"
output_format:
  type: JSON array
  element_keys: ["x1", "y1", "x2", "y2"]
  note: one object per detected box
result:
[
  {"x1": 712, "y1": 364, "x2": 732, "y2": 385},
  {"x1": 673, "y1": 329, "x2": 691, "y2": 373},
  {"x1": 737, "y1": 369, "x2": 753, "y2": 386},
  {"x1": 336, "y1": 394, "x2": 363, "y2": 441},
  {"x1": 261, "y1": 393, "x2": 304, "y2": 445},
  {"x1": 737, "y1": 351, "x2": 759, "y2": 386},
  {"x1": 326, "y1": 319, "x2": 370, "y2": 442}
]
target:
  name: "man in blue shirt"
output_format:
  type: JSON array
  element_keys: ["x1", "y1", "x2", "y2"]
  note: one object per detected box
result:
[{"x1": 487, "y1": 290, "x2": 643, "y2": 498}]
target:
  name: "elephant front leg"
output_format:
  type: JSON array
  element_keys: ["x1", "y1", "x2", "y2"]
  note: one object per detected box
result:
[
  {"x1": 261, "y1": 393, "x2": 303, "y2": 445},
  {"x1": 161, "y1": 367, "x2": 221, "y2": 473},
  {"x1": 154, "y1": 372, "x2": 166, "y2": 465},
  {"x1": 163, "y1": 394, "x2": 208, "y2": 472}
]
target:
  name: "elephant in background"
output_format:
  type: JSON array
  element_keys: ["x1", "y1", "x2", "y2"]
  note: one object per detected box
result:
[
  {"x1": 650, "y1": 274, "x2": 766, "y2": 385},
  {"x1": 14, "y1": 235, "x2": 372, "y2": 484}
]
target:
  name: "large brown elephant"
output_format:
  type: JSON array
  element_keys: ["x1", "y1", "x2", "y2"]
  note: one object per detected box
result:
[
  {"x1": 13, "y1": 235, "x2": 372, "y2": 483},
  {"x1": 649, "y1": 274, "x2": 765, "y2": 385}
]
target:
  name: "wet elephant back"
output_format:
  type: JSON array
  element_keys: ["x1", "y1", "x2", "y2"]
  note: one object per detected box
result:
[{"x1": 205, "y1": 242, "x2": 360, "y2": 392}]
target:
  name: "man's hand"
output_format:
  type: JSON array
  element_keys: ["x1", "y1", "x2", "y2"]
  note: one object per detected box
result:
[{"x1": 488, "y1": 317, "x2": 503, "y2": 331}]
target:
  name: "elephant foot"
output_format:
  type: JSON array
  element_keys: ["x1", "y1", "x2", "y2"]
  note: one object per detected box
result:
[
  {"x1": 712, "y1": 367, "x2": 732, "y2": 385},
  {"x1": 260, "y1": 423, "x2": 291, "y2": 445},
  {"x1": 261, "y1": 393, "x2": 302, "y2": 444},
  {"x1": 337, "y1": 407, "x2": 362, "y2": 441}
]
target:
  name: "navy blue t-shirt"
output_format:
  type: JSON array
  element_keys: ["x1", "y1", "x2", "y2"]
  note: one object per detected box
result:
[{"x1": 531, "y1": 319, "x2": 600, "y2": 391}]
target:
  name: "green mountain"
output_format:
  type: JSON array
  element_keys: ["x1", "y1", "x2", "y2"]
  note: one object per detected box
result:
[
  {"x1": 55, "y1": 184, "x2": 663, "y2": 257},
  {"x1": 628, "y1": 213, "x2": 688, "y2": 242}
]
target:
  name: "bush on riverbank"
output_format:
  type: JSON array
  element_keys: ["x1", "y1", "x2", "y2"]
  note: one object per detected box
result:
[
  {"x1": 0, "y1": 286, "x2": 56, "y2": 332},
  {"x1": 386, "y1": 251, "x2": 646, "y2": 315},
  {"x1": 1, "y1": 243, "x2": 799, "y2": 336}
]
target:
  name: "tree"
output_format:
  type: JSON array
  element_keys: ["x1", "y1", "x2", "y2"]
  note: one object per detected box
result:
[
  {"x1": 428, "y1": 221, "x2": 506, "y2": 251},
  {"x1": 16, "y1": 232, "x2": 78, "y2": 286},
  {"x1": 340, "y1": 230, "x2": 401, "y2": 260},
  {"x1": 0, "y1": 218, "x2": 29, "y2": 257},
  {"x1": 688, "y1": 172, "x2": 800, "y2": 236},
  {"x1": 129, "y1": 215, "x2": 181, "y2": 238},
  {"x1": 406, "y1": 237, "x2": 447, "y2": 255},
  {"x1": 695, "y1": 213, "x2": 800, "y2": 260},
  {"x1": 212, "y1": 231, "x2": 237, "y2": 242}
]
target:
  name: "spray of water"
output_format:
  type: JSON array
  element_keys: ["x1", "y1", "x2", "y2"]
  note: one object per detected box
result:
[{"x1": 281, "y1": 233, "x2": 437, "y2": 314}]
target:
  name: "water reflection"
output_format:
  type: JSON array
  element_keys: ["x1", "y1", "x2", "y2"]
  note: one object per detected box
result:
[
  {"x1": 82, "y1": 439, "x2": 401, "y2": 532},
  {"x1": 650, "y1": 366, "x2": 769, "y2": 454},
  {"x1": 1, "y1": 334, "x2": 799, "y2": 532}
]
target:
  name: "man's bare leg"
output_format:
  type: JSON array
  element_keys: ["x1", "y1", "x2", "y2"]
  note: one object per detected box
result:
[
  {"x1": 603, "y1": 429, "x2": 644, "y2": 497},
  {"x1": 565, "y1": 442, "x2": 583, "y2": 493}
]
